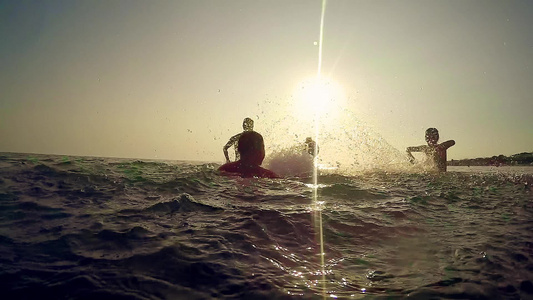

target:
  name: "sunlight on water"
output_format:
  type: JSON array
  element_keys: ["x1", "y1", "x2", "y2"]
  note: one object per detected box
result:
[
  {"x1": 2, "y1": 152, "x2": 532, "y2": 299},
  {"x1": 259, "y1": 0, "x2": 445, "y2": 296}
]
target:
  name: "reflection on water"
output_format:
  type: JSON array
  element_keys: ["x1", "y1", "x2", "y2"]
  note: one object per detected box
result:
[{"x1": 1, "y1": 153, "x2": 532, "y2": 299}]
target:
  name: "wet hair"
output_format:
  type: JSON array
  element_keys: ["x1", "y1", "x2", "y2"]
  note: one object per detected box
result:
[
  {"x1": 242, "y1": 118, "x2": 254, "y2": 131},
  {"x1": 425, "y1": 128, "x2": 439, "y2": 143},
  {"x1": 238, "y1": 131, "x2": 264, "y2": 155}
]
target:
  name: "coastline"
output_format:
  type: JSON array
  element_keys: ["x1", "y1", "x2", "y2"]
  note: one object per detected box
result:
[{"x1": 449, "y1": 152, "x2": 533, "y2": 167}]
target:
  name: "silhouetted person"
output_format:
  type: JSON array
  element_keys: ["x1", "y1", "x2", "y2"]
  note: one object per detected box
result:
[
  {"x1": 407, "y1": 128, "x2": 455, "y2": 172},
  {"x1": 304, "y1": 137, "x2": 319, "y2": 157},
  {"x1": 219, "y1": 131, "x2": 279, "y2": 178},
  {"x1": 223, "y1": 117, "x2": 254, "y2": 163}
]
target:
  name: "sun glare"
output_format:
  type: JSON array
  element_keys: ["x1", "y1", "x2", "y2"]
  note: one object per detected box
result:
[{"x1": 292, "y1": 77, "x2": 345, "y2": 121}]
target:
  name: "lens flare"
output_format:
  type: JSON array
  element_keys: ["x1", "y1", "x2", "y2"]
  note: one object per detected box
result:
[{"x1": 314, "y1": 1, "x2": 328, "y2": 298}]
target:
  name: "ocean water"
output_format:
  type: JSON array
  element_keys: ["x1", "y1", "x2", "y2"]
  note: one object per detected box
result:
[{"x1": 1, "y1": 152, "x2": 532, "y2": 299}]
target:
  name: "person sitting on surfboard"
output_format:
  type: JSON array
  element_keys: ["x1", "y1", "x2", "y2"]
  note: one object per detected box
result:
[
  {"x1": 219, "y1": 131, "x2": 279, "y2": 178},
  {"x1": 406, "y1": 128, "x2": 455, "y2": 172},
  {"x1": 223, "y1": 117, "x2": 254, "y2": 163}
]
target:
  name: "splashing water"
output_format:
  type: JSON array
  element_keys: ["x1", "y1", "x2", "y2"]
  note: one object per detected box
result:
[
  {"x1": 259, "y1": 1, "x2": 420, "y2": 296},
  {"x1": 261, "y1": 103, "x2": 411, "y2": 176}
]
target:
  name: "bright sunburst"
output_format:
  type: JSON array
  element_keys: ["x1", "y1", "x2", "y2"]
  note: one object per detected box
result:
[{"x1": 292, "y1": 76, "x2": 345, "y2": 121}]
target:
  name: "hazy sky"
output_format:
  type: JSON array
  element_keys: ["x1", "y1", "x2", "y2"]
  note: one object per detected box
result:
[{"x1": 1, "y1": 0, "x2": 532, "y2": 163}]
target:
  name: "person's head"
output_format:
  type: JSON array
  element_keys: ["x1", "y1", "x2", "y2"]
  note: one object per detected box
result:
[
  {"x1": 238, "y1": 131, "x2": 265, "y2": 165},
  {"x1": 425, "y1": 128, "x2": 439, "y2": 145},
  {"x1": 305, "y1": 137, "x2": 313, "y2": 144},
  {"x1": 242, "y1": 117, "x2": 254, "y2": 131}
]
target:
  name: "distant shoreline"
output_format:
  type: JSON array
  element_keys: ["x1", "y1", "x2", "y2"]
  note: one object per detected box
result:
[
  {"x1": 3, "y1": 151, "x2": 532, "y2": 167},
  {"x1": 0, "y1": 152, "x2": 216, "y2": 165},
  {"x1": 449, "y1": 152, "x2": 533, "y2": 166}
]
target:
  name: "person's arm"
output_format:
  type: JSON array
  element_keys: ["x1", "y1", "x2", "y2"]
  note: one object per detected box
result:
[
  {"x1": 440, "y1": 140, "x2": 455, "y2": 149},
  {"x1": 222, "y1": 145, "x2": 231, "y2": 163},
  {"x1": 406, "y1": 145, "x2": 426, "y2": 163},
  {"x1": 223, "y1": 134, "x2": 239, "y2": 163}
]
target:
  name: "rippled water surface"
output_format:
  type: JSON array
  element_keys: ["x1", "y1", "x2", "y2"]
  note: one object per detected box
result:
[{"x1": 1, "y1": 153, "x2": 532, "y2": 299}]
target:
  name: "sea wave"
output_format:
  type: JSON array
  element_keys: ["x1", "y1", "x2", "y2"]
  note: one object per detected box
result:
[{"x1": 0, "y1": 153, "x2": 532, "y2": 299}]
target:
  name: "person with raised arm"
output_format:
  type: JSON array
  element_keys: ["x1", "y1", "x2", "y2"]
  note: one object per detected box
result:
[
  {"x1": 407, "y1": 128, "x2": 455, "y2": 172},
  {"x1": 223, "y1": 117, "x2": 254, "y2": 163}
]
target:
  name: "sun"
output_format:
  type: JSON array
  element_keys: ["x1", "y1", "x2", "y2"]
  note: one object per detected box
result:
[{"x1": 292, "y1": 76, "x2": 345, "y2": 121}]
